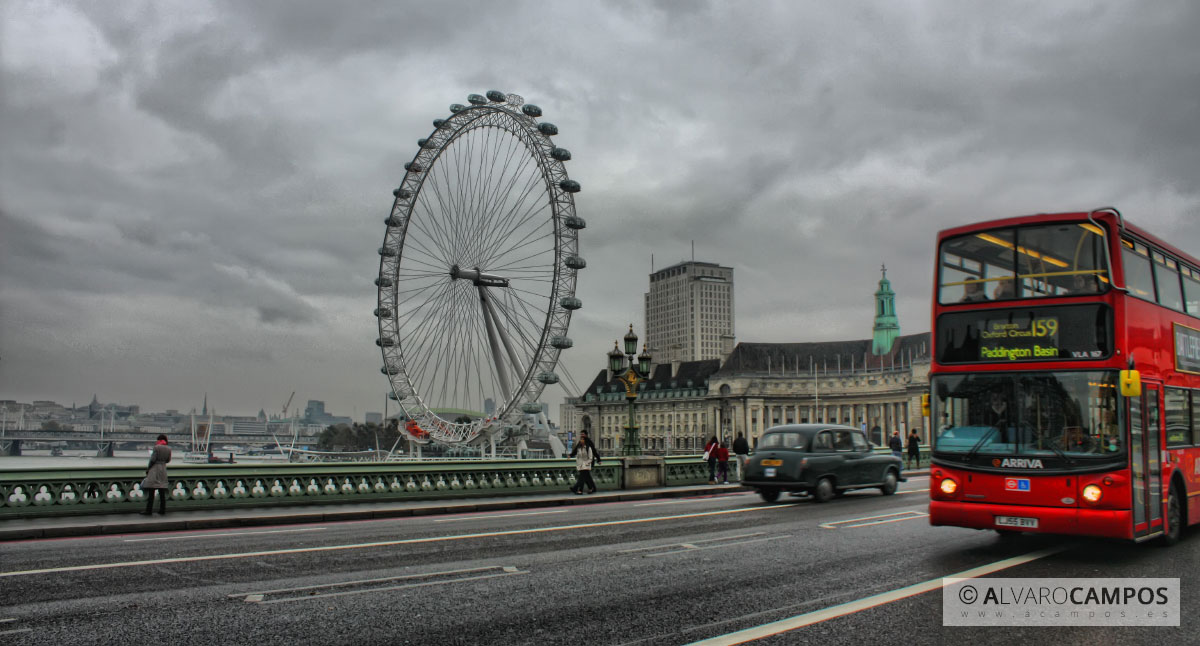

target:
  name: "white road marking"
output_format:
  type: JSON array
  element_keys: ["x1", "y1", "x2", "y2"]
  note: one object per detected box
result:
[
  {"x1": 123, "y1": 527, "x2": 327, "y2": 542},
  {"x1": 635, "y1": 494, "x2": 751, "y2": 507},
  {"x1": 646, "y1": 535, "x2": 789, "y2": 556},
  {"x1": 819, "y1": 510, "x2": 928, "y2": 529},
  {"x1": 433, "y1": 510, "x2": 568, "y2": 522},
  {"x1": 0, "y1": 628, "x2": 33, "y2": 636},
  {"x1": 0, "y1": 504, "x2": 801, "y2": 579},
  {"x1": 0, "y1": 618, "x2": 16, "y2": 623},
  {"x1": 620, "y1": 533, "x2": 767, "y2": 553},
  {"x1": 235, "y1": 566, "x2": 525, "y2": 604},
  {"x1": 896, "y1": 489, "x2": 929, "y2": 495},
  {"x1": 687, "y1": 545, "x2": 1067, "y2": 645}
]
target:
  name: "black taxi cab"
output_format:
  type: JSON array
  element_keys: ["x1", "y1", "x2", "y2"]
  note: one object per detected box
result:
[{"x1": 742, "y1": 424, "x2": 905, "y2": 503}]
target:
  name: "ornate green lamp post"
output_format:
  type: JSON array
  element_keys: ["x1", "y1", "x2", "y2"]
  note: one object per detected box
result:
[{"x1": 609, "y1": 324, "x2": 653, "y2": 456}]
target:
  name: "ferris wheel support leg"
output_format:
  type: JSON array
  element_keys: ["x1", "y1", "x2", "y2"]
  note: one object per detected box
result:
[
  {"x1": 480, "y1": 286, "x2": 529, "y2": 392},
  {"x1": 478, "y1": 286, "x2": 513, "y2": 401}
]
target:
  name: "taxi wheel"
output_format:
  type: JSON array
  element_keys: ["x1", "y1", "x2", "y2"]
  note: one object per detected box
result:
[
  {"x1": 759, "y1": 487, "x2": 781, "y2": 503},
  {"x1": 879, "y1": 470, "x2": 898, "y2": 496},
  {"x1": 1163, "y1": 484, "x2": 1183, "y2": 547},
  {"x1": 813, "y1": 478, "x2": 834, "y2": 503}
]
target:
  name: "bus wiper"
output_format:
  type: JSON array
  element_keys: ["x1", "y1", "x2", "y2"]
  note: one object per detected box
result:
[
  {"x1": 1037, "y1": 436, "x2": 1074, "y2": 466},
  {"x1": 964, "y1": 427, "x2": 998, "y2": 463}
]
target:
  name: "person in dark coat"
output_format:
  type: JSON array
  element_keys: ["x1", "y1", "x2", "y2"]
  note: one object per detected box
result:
[
  {"x1": 703, "y1": 435, "x2": 720, "y2": 484},
  {"x1": 140, "y1": 434, "x2": 171, "y2": 515},
  {"x1": 732, "y1": 433, "x2": 750, "y2": 482},
  {"x1": 888, "y1": 430, "x2": 903, "y2": 461},
  {"x1": 569, "y1": 430, "x2": 601, "y2": 494},
  {"x1": 906, "y1": 430, "x2": 921, "y2": 469}
]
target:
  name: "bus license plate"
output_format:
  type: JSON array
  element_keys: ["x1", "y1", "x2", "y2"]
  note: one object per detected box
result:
[
  {"x1": 764, "y1": 467, "x2": 777, "y2": 477},
  {"x1": 995, "y1": 516, "x2": 1038, "y2": 529}
]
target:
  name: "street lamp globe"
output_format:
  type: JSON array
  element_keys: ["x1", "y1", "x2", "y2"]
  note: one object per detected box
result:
[{"x1": 623, "y1": 324, "x2": 639, "y2": 356}]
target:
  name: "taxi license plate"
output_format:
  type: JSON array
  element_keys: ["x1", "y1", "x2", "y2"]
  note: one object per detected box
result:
[
  {"x1": 764, "y1": 467, "x2": 777, "y2": 477},
  {"x1": 760, "y1": 459, "x2": 783, "y2": 467},
  {"x1": 995, "y1": 516, "x2": 1038, "y2": 529}
]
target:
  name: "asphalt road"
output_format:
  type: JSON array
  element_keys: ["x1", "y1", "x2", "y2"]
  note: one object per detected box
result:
[{"x1": 1, "y1": 476, "x2": 1196, "y2": 645}]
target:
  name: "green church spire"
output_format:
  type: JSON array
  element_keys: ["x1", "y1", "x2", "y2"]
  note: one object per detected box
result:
[{"x1": 872, "y1": 264, "x2": 900, "y2": 356}]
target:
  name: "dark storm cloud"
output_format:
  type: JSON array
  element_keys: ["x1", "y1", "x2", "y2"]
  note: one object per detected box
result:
[{"x1": 2, "y1": 0, "x2": 1198, "y2": 417}]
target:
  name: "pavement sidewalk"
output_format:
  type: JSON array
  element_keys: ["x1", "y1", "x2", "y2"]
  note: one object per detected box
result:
[{"x1": 0, "y1": 469, "x2": 930, "y2": 542}]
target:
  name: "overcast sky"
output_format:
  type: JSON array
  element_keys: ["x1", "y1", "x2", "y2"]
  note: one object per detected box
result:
[{"x1": 2, "y1": 0, "x2": 1198, "y2": 421}]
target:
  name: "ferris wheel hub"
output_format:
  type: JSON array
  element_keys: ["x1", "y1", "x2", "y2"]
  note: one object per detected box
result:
[{"x1": 450, "y1": 264, "x2": 510, "y2": 287}]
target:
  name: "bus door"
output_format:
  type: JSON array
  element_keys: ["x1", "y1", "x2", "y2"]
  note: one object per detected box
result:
[{"x1": 1129, "y1": 383, "x2": 1163, "y2": 540}]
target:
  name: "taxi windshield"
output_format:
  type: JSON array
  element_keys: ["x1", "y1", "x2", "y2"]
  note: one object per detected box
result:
[
  {"x1": 932, "y1": 371, "x2": 1122, "y2": 458},
  {"x1": 939, "y1": 222, "x2": 1110, "y2": 304}
]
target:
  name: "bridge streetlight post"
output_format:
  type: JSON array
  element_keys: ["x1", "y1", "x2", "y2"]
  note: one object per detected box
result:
[{"x1": 608, "y1": 325, "x2": 652, "y2": 457}]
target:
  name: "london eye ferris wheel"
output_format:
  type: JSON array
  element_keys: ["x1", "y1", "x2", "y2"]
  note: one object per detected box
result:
[{"x1": 375, "y1": 91, "x2": 586, "y2": 445}]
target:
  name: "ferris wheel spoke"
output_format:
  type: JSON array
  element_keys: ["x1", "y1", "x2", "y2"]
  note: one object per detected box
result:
[
  {"x1": 478, "y1": 171, "x2": 547, "y2": 263},
  {"x1": 487, "y1": 231, "x2": 556, "y2": 272},
  {"x1": 481, "y1": 198, "x2": 552, "y2": 267}
]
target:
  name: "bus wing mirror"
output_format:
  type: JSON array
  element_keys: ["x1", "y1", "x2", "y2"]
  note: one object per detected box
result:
[{"x1": 1119, "y1": 369, "x2": 1141, "y2": 398}]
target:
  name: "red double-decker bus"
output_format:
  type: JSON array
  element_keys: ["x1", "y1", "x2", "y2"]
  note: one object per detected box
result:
[{"x1": 928, "y1": 207, "x2": 1200, "y2": 544}]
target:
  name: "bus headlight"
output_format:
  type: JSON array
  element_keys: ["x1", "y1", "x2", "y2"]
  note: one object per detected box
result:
[
  {"x1": 1082, "y1": 484, "x2": 1103, "y2": 504},
  {"x1": 940, "y1": 478, "x2": 958, "y2": 495}
]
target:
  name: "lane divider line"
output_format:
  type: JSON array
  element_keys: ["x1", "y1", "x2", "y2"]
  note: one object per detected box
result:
[
  {"x1": 233, "y1": 566, "x2": 523, "y2": 604},
  {"x1": 433, "y1": 510, "x2": 568, "y2": 523},
  {"x1": 819, "y1": 510, "x2": 928, "y2": 530},
  {"x1": 646, "y1": 535, "x2": 789, "y2": 556},
  {"x1": 226, "y1": 566, "x2": 510, "y2": 598},
  {"x1": 619, "y1": 533, "x2": 767, "y2": 554},
  {"x1": 123, "y1": 527, "x2": 328, "y2": 542},
  {"x1": 0, "y1": 504, "x2": 801, "y2": 579},
  {"x1": 686, "y1": 545, "x2": 1068, "y2": 645}
]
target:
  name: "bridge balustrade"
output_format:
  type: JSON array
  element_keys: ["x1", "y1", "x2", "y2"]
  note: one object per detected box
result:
[{"x1": 0, "y1": 456, "x2": 711, "y2": 518}]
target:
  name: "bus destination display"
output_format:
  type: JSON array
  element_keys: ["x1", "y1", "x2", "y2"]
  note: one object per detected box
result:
[
  {"x1": 979, "y1": 317, "x2": 1060, "y2": 360},
  {"x1": 937, "y1": 304, "x2": 1112, "y2": 365}
]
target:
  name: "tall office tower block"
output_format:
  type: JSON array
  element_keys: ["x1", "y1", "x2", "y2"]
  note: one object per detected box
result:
[{"x1": 644, "y1": 261, "x2": 734, "y2": 363}]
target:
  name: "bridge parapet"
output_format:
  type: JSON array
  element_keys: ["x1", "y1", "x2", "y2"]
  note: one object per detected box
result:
[{"x1": 0, "y1": 456, "x2": 710, "y2": 518}]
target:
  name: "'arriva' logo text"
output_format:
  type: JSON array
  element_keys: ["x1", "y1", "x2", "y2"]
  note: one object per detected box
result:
[{"x1": 998, "y1": 458, "x2": 1044, "y2": 469}]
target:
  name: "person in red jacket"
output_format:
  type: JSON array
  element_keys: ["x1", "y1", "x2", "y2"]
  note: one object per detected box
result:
[
  {"x1": 716, "y1": 441, "x2": 731, "y2": 484},
  {"x1": 703, "y1": 435, "x2": 719, "y2": 483}
]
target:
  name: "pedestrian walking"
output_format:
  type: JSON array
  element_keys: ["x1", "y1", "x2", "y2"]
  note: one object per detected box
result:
[
  {"x1": 703, "y1": 435, "x2": 719, "y2": 484},
  {"x1": 732, "y1": 432, "x2": 750, "y2": 482},
  {"x1": 888, "y1": 430, "x2": 904, "y2": 462},
  {"x1": 717, "y1": 441, "x2": 731, "y2": 484},
  {"x1": 569, "y1": 430, "x2": 601, "y2": 494},
  {"x1": 140, "y1": 434, "x2": 171, "y2": 516},
  {"x1": 907, "y1": 430, "x2": 921, "y2": 469}
]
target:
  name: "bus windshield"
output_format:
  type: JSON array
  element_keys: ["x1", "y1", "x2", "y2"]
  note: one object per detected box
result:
[
  {"x1": 932, "y1": 371, "x2": 1122, "y2": 459},
  {"x1": 939, "y1": 222, "x2": 1110, "y2": 304}
]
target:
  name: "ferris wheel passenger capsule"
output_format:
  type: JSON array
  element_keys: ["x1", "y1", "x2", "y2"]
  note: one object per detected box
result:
[
  {"x1": 378, "y1": 246, "x2": 397, "y2": 257},
  {"x1": 559, "y1": 180, "x2": 581, "y2": 193},
  {"x1": 376, "y1": 337, "x2": 396, "y2": 347},
  {"x1": 373, "y1": 308, "x2": 392, "y2": 318},
  {"x1": 538, "y1": 123, "x2": 558, "y2": 136},
  {"x1": 374, "y1": 277, "x2": 393, "y2": 288},
  {"x1": 404, "y1": 162, "x2": 423, "y2": 173},
  {"x1": 565, "y1": 255, "x2": 586, "y2": 269},
  {"x1": 565, "y1": 215, "x2": 587, "y2": 230},
  {"x1": 560, "y1": 296, "x2": 582, "y2": 310},
  {"x1": 392, "y1": 187, "x2": 411, "y2": 199},
  {"x1": 537, "y1": 372, "x2": 560, "y2": 385},
  {"x1": 385, "y1": 215, "x2": 403, "y2": 227},
  {"x1": 433, "y1": 119, "x2": 448, "y2": 129},
  {"x1": 521, "y1": 403, "x2": 543, "y2": 414},
  {"x1": 551, "y1": 148, "x2": 572, "y2": 161},
  {"x1": 486, "y1": 90, "x2": 506, "y2": 102},
  {"x1": 522, "y1": 104, "x2": 542, "y2": 118},
  {"x1": 550, "y1": 336, "x2": 574, "y2": 349},
  {"x1": 449, "y1": 104, "x2": 466, "y2": 113},
  {"x1": 467, "y1": 94, "x2": 488, "y2": 105}
]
